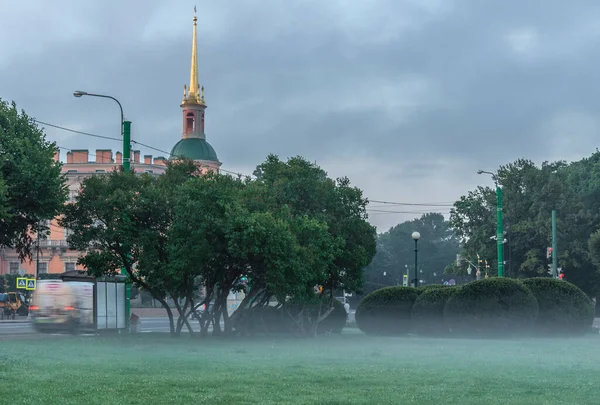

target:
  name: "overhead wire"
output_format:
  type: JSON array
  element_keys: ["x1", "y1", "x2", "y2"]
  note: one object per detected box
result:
[
  {"x1": 37, "y1": 119, "x2": 457, "y2": 207},
  {"x1": 39, "y1": 119, "x2": 250, "y2": 178}
]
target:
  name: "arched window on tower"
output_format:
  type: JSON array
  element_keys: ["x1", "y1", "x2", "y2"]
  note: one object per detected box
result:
[{"x1": 186, "y1": 112, "x2": 195, "y2": 133}]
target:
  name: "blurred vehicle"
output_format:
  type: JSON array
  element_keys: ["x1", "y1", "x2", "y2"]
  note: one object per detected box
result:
[
  {"x1": 29, "y1": 280, "x2": 94, "y2": 334},
  {"x1": 0, "y1": 292, "x2": 28, "y2": 319},
  {"x1": 188, "y1": 300, "x2": 215, "y2": 321}
]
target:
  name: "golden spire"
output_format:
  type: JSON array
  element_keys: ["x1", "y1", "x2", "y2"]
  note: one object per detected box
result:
[{"x1": 188, "y1": 7, "x2": 199, "y2": 102}]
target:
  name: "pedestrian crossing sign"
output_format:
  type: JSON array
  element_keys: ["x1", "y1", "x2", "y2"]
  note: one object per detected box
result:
[
  {"x1": 26, "y1": 279, "x2": 36, "y2": 291},
  {"x1": 16, "y1": 278, "x2": 27, "y2": 289}
]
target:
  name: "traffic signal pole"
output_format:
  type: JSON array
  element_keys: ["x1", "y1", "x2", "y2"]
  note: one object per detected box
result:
[
  {"x1": 496, "y1": 185, "x2": 504, "y2": 278},
  {"x1": 552, "y1": 210, "x2": 557, "y2": 278}
]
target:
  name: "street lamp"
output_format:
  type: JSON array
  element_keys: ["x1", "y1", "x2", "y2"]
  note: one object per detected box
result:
[
  {"x1": 73, "y1": 90, "x2": 130, "y2": 173},
  {"x1": 477, "y1": 169, "x2": 504, "y2": 278},
  {"x1": 412, "y1": 231, "x2": 420, "y2": 287},
  {"x1": 73, "y1": 90, "x2": 132, "y2": 330}
]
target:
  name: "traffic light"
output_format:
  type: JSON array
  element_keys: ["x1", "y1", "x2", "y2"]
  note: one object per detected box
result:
[
  {"x1": 546, "y1": 247, "x2": 553, "y2": 259},
  {"x1": 557, "y1": 267, "x2": 564, "y2": 279}
]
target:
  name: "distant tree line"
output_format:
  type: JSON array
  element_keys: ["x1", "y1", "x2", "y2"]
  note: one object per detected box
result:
[{"x1": 449, "y1": 153, "x2": 600, "y2": 302}]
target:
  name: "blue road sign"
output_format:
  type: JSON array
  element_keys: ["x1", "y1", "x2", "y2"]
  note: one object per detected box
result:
[
  {"x1": 26, "y1": 279, "x2": 36, "y2": 291},
  {"x1": 16, "y1": 278, "x2": 27, "y2": 289}
]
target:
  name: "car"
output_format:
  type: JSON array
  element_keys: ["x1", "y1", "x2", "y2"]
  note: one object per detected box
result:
[{"x1": 188, "y1": 300, "x2": 215, "y2": 321}]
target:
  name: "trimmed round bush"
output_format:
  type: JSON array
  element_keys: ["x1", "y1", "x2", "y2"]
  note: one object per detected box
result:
[
  {"x1": 412, "y1": 286, "x2": 459, "y2": 336},
  {"x1": 443, "y1": 278, "x2": 539, "y2": 337},
  {"x1": 233, "y1": 305, "x2": 293, "y2": 335},
  {"x1": 522, "y1": 277, "x2": 594, "y2": 335},
  {"x1": 356, "y1": 286, "x2": 420, "y2": 335},
  {"x1": 317, "y1": 299, "x2": 348, "y2": 334},
  {"x1": 418, "y1": 284, "x2": 449, "y2": 292}
]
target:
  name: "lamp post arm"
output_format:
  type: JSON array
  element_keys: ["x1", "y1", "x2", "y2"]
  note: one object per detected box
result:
[{"x1": 85, "y1": 93, "x2": 124, "y2": 128}]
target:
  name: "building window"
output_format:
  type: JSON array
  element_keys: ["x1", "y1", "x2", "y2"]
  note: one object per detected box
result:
[
  {"x1": 95, "y1": 170, "x2": 106, "y2": 173},
  {"x1": 186, "y1": 112, "x2": 195, "y2": 132},
  {"x1": 65, "y1": 228, "x2": 73, "y2": 238},
  {"x1": 9, "y1": 262, "x2": 19, "y2": 275},
  {"x1": 64, "y1": 262, "x2": 76, "y2": 272},
  {"x1": 37, "y1": 262, "x2": 48, "y2": 274}
]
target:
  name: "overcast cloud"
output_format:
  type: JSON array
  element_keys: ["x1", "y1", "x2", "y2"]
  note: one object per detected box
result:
[{"x1": 2, "y1": 0, "x2": 600, "y2": 232}]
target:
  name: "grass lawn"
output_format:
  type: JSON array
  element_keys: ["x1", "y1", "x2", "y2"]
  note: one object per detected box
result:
[{"x1": 1, "y1": 329, "x2": 599, "y2": 404}]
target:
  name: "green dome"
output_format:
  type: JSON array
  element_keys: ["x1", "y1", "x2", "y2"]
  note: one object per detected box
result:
[{"x1": 169, "y1": 138, "x2": 219, "y2": 162}]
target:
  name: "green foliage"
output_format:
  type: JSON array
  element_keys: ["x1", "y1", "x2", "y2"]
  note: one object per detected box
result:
[
  {"x1": 317, "y1": 299, "x2": 347, "y2": 334},
  {"x1": 412, "y1": 286, "x2": 458, "y2": 335},
  {"x1": 418, "y1": 284, "x2": 449, "y2": 291},
  {"x1": 233, "y1": 298, "x2": 346, "y2": 336},
  {"x1": 63, "y1": 155, "x2": 376, "y2": 338},
  {"x1": 61, "y1": 163, "x2": 203, "y2": 335},
  {"x1": 522, "y1": 278, "x2": 594, "y2": 335},
  {"x1": 450, "y1": 155, "x2": 600, "y2": 296},
  {"x1": 252, "y1": 154, "x2": 377, "y2": 297},
  {"x1": 0, "y1": 98, "x2": 67, "y2": 259},
  {"x1": 443, "y1": 278, "x2": 539, "y2": 337},
  {"x1": 355, "y1": 286, "x2": 420, "y2": 335},
  {"x1": 233, "y1": 306, "x2": 293, "y2": 335}
]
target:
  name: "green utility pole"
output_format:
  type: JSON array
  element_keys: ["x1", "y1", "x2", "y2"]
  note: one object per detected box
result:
[
  {"x1": 552, "y1": 210, "x2": 558, "y2": 278},
  {"x1": 123, "y1": 120, "x2": 131, "y2": 173},
  {"x1": 122, "y1": 120, "x2": 132, "y2": 330},
  {"x1": 496, "y1": 185, "x2": 504, "y2": 277}
]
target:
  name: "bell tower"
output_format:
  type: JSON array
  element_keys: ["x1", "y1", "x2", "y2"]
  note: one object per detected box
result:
[{"x1": 180, "y1": 7, "x2": 207, "y2": 140}]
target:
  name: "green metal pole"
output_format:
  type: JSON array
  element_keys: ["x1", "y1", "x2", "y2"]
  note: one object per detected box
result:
[
  {"x1": 496, "y1": 185, "x2": 505, "y2": 277},
  {"x1": 552, "y1": 210, "x2": 557, "y2": 278},
  {"x1": 123, "y1": 120, "x2": 131, "y2": 173},
  {"x1": 414, "y1": 239, "x2": 419, "y2": 287},
  {"x1": 122, "y1": 120, "x2": 131, "y2": 330}
]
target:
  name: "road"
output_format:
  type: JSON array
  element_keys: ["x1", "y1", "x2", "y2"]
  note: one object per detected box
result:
[
  {"x1": 0, "y1": 317, "x2": 209, "y2": 335},
  {"x1": 0, "y1": 321, "x2": 34, "y2": 335}
]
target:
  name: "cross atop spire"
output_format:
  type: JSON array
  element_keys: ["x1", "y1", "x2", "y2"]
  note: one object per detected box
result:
[{"x1": 182, "y1": 6, "x2": 205, "y2": 105}]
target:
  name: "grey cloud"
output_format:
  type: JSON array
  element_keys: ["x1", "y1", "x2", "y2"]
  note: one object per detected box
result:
[{"x1": 3, "y1": 0, "x2": 600, "y2": 231}]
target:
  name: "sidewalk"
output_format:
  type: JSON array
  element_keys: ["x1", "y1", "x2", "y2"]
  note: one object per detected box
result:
[
  {"x1": 130, "y1": 307, "x2": 170, "y2": 317},
  {"x1": 0, "y1": 316, "x2": 30, "y2": 323}
]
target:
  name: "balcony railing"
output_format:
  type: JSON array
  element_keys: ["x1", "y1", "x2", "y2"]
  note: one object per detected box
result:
[{"x1": 37, "y1": 240, "x2": 69, "y2": 248}]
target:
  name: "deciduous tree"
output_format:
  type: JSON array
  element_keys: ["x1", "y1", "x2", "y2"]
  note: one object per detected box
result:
[{"x1": 0, "y1": 99, "x2": 67, "y2": 259}]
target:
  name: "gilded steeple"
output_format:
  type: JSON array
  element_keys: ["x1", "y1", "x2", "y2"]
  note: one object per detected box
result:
[{"x1": 182, "y1": 7, "x2": 205, "y2": 105}]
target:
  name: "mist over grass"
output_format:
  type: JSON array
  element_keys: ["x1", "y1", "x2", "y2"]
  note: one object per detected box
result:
[{"x1": 1, "y1": 331, "x2": 599, "y2": 404}]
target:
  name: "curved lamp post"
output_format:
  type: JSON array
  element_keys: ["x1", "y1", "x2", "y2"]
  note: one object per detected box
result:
[
  {"x1": 411, "y1": 231, "x2": 421, "y2": 287},
  {"x1": 73, "y1": 90, "x2": 132, "y2": 330},
  {"x1": 73, "y1": 91, "x2": 130, "y2": 172},
  {"x1": 477, "y1": 169, "x2": 504, "y2": 277}
]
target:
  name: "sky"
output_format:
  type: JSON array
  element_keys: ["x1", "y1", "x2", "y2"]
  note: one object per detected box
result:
[{"x1": 3, "y1": 0, "x2": 600, "y2": 233}]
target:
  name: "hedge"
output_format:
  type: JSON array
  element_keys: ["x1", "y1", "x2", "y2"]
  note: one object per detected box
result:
[
  {"x1": 443, "y1": 278, "x2": 539, "y2": 337},
  {"x1": 355, "y1": 286, "x2": 420, "y2": 335},
  {"x1": 234, "y1": 298, "x2": 348, "y2": 336},
  {"x1": 522, "y1": 278, "x2": 594, "y2": 335},
  {"x1": 412, "y1": 286, "x2": 459, "y2": 335},
  {"x1": 418, "y1": 284, "x2": 449, "y2": 292},
  {"x1": 317, "y1": 298, "x2": 348, "y2": 334}
]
